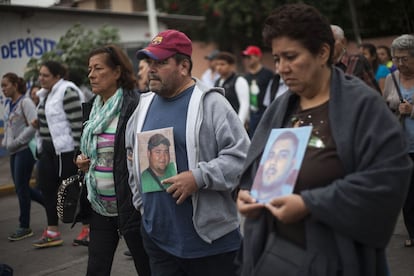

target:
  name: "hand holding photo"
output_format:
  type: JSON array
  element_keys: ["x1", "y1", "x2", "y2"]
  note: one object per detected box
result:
[
  {"x1": 137, "y1": 127, "x2": 177, "y2": 193},
  {"x1": 250, "y1": 127, "x2": 312, "y2": 203}
]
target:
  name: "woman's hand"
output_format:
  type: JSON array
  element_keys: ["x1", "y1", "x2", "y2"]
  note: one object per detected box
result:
[
  {"x1": 76, "y1": 154, "x2": 90, "y2": 173},
  {"x1": 265, "y1": 194, "x2": 309, "y2": 224},
  {"x1": 237, "y1": 189, "x2": 265, "y2": 218},
  {"x1": 31, "y1": 118, "x2": 39, "y2": 129},
  {"x1": 398, "y1": 100, "x2": 413, "y2": 115}
]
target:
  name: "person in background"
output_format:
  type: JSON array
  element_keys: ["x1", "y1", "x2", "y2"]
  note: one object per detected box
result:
[
  {"x1": 28, "y1": 83, "x2": 41, "y2": 107},
  {"x1": 331, "y1": 25, "x2": 381, "y2": 93},
  {"x1": 75, "y1": 44, "x2": 150, "y2": 276},
  {"x1": 241, "y1": 45, "x2": 274, "y2": 138},
  {"x1": 67, "y1": 68, "x2": 95, "y2": 101},
  {"x1": 26, "y1": 82, "x2": 44, "y2": 215},
  {"x1": 201, "y1": 49, "x2": 220, "y2": 88},
  {"x1": 237, "y1": 4, "x2": 411, "y2": 276},
  {"x1": 32, "y1": 61, "x2": 88, "y2": 248},
  {"x1": 359, "y1": 42, "x2": 390, "y2": 92},
  {"x1": 382, "y1": 34, "x2": 414, "y2": 248},
  {"x1": 1, "y1": 73, "x2": 44, "y2": 241},
  {"x1": 263, "y1": 70, "x2": 289, "y2": 107},
  {"x1": 377, "y1": 45, "x2": 397, "y2": 72},
  {"x1": 126, "y1": 29, "x2": 250, "y2": 276},
  {"x1": 214, "y1": 51, "x2": 250, "y2": 126},
  {"x1": 137, "y1": 58, "x2": 150, "y2": 93},
  {"x1": 28, "y1": 83, "x2": 42, "y2": 159}
]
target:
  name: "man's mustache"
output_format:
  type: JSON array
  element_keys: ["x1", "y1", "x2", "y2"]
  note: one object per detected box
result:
[{"x1": 149, "y1": 74, "x2": 160, "y2": 81}]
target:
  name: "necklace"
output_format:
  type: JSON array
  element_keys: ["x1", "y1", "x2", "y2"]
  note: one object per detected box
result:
[{"x1": 290, "y1": 101, "x2": 329, "y2": 148}]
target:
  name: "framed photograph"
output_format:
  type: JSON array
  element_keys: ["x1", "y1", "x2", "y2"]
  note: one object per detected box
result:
[
  {"x1": 250, "y1": 126, "x2": 312, "y2": 203},
  {"x1": 137, "y1": 127, "x2": 177, "y2": 193}
]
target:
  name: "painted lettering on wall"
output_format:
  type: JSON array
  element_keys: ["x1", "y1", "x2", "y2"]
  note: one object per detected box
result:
[{"x1": 1, "y1": 37, "x2": 57, "y2": 59}]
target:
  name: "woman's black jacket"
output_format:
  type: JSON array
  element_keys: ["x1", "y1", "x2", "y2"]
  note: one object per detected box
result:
[{"x1": 74, "y1": 89, "x2": 141, "y2": 235}]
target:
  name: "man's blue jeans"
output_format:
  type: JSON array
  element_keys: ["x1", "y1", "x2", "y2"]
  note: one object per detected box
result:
[{"x1": 10, "y1": 147, "x2": 44, "y2": 228}]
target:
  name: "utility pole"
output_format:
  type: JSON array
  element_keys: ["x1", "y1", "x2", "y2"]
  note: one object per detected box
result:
[
  {"x1": 347, "y1": 0, "x2": 361, "y2": 45},
  {"x1": 146, "y1": 0, "x2": 158, "y2": 38}
]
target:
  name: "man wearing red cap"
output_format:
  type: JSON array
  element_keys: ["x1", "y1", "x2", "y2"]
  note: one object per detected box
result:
[
  {"x1": 242, "y1": 45, "x2": 274, "y2": 138},
  {"x1": 126, "y1": 30, "x2": 250, "y2": 276}
]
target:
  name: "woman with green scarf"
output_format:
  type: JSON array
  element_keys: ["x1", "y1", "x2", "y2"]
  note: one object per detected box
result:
[{"x1": 75, "y1": 44, "x2": 150, "y2": 276}]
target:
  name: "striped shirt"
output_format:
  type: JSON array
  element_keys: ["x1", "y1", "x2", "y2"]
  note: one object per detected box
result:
[
  {"x1": 38, "y1": 87, "x2": 83, "y2": 145},
  {"x1": 94, "y1": 114, "x2": 119, "y2": 215}
]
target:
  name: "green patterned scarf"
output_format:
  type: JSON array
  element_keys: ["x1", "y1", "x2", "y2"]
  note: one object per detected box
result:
[{"x1": 80, "y1": 88, "x2": 123, "y2": 216}]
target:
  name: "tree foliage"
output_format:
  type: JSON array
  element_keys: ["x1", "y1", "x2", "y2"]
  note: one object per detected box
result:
[
  {"x1": 24, "y1": 23, "x2": 120, "y2": 86},
  {"x1": 156, "y1": 0, "x2": 414, "y2": 51}
]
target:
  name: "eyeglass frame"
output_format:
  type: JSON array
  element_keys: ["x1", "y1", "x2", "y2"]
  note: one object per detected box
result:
[{"x1": 391, "y1": 55, "x2": 412, "y2": 64}]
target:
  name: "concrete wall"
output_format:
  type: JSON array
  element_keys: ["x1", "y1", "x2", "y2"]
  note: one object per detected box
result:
[{"x1": 111, "y1": 0, "x2": 133, "y2": 12}]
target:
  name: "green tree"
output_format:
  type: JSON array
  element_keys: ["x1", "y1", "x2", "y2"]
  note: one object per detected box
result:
[
  {"x1": 156, "y1": 0, "x2": 413, "y2": 51},
  {"x1": 24, "y1": 23, "x2": 120, "y2": 86},
  {"x1": 156, "y1": 0, "x2": 346, "y2": 51}
]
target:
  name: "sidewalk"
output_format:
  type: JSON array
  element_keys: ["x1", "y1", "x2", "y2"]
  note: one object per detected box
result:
[{"x1": 0, "y1": 155, "x2": 15, "y2": 196}]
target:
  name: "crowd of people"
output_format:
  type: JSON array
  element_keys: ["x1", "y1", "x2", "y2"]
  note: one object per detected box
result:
[{"x1": 1, "y1": 2, "x2": 414, "y2": 276}]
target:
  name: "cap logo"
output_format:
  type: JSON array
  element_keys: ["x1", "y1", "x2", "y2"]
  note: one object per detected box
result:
[{"x1": 151, "y1": 36, "x2": 163, "y2": 45}]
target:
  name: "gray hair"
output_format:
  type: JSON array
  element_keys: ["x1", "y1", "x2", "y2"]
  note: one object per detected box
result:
[
  {"x1": 391, "y1": 34, "x2": 414, "y2": 57},
  {"x1": 331, "y1": 25, "x2": 345, "y2": 40}
]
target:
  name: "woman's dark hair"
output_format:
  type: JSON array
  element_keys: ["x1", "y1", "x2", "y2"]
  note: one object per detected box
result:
[
  {"x1": 377, "y1": 45, "x2": 392, "y2": 61},
  {"x1": 41, "y1": 60, "x2": 67, "y2": 78},
  {"x1": 262, "y1": 3, "x2": 334, "y2": 65},
  {"x1": 360, "y1": 42, "x2": 379, "y2": 73},
  {"x1": 2, "y1": 72, "x2": 27, "y2": 94},
  {"x1": 88, "y1": 44, "x2": 136, "y2": 91}
]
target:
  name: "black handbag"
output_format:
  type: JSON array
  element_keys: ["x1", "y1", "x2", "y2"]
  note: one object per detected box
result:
[{"x1": 57, "y1": 171, "x2": 84, "y2": 224}]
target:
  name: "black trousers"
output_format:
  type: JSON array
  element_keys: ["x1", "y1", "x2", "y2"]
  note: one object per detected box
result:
[
  {"x1": 87, "y1": 211, "x2": 150, "y2": 276},
  {"x1": 141, "y1": 227, "x2": 239, "y2": 276},
  {"x1": 37, "y1": 140, "x2": 77, "y2": 226},
  {"x1": 403, "y1": 153, "x2": 414, "y2": 239}
]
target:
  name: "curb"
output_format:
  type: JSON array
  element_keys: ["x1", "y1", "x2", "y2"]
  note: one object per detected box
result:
[
  {"x1": 0, "y1": 183, "x2": 15, "y2": 197},
  {"x1": 0, "y1": 179, "x2": 36, "y2": 197}
]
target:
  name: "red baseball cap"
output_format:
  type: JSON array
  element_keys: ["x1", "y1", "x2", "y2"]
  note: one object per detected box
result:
[
  {"x1": 136, "y1": 30, "x2": 192, "y2": 60},
  {"x1": 242, "y1": 45, "x2": 262, "y2": 57}
]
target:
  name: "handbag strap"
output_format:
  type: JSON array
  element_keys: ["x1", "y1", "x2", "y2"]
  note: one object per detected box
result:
[{"x1": 390, "y1": 72, "x2": 404, "y2": 103}]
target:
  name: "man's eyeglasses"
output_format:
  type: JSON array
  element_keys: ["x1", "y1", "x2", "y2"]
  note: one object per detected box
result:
[{"x1": 392, "y1": 56, "x2": 411, "y2": 64}]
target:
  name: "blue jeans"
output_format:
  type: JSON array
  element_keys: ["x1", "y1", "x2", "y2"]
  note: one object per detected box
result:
[{"x1": 10, "y1": 147, "x2": 44, "y2": 228}]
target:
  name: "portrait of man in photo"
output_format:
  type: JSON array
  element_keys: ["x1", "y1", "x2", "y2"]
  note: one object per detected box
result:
[
  {"x1": 251, "y1": 128, "x2": 310, "y2": 203},
  {"x1": 140, "y1": 132, "x2": 177, "y2": 193}
]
